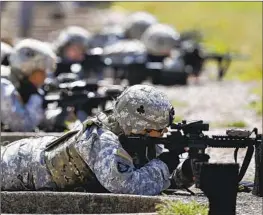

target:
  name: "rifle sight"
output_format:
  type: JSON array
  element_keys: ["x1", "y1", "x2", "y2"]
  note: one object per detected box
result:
[{"x1": 171, "y1": 120, "x2": 209, "y2": 134}]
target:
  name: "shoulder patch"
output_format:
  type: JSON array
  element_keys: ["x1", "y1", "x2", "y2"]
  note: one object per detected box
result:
[{"x1": 116, "y1": 148, "x2": 133, "y2": 163}]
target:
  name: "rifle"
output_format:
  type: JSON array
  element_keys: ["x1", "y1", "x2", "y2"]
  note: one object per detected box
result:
[
  {"x1": 54, "y1": 53, "x2": 104, "y2": 79},
  {"x1": 202, "y1": 52, "x2": 250, "y2": 80},
  {"x1": 44, "y1": 81, "x2": 123, "y2": 112},
  {"x1": 43, "y1": 81, "x2": 123, "y2": 131},
  {"x1": 124, "y1": 120, "x2": 262, "y2": 196},
  {"x1": 43, "y1": 79, "x2": 99, "y2": 94}
]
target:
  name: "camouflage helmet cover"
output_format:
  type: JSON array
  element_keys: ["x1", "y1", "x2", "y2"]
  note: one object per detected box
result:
[
  {"x1": 124, "y1": 11, "x2": 157, "y2": 40},
  {"x1": 9, "y1": 38, "x2": 57, "y2": 77},
  {"x1": 113, "y1": 85, "x2": 174, "y2": 134},
  {"x1": 142, "y1": 23, "x2": 180, "y2": 56},
  {"x1": 54, "y1": 26, "x2": 91, "y2": 53}
]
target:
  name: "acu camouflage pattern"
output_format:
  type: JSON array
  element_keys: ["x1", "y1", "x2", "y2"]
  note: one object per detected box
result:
[
  {"x1": 1, "y1": 113, "x2": 172, "y2": 195},
  {"x1": 96, "y1": 110, "x2": 123, "y2": 135},
  {"x1": 9, "y1": 39, "x2": 57, "y2": 77},
  {"x1": 0, "y1": 85, "x2": 191, "y2": 194},
  {"x1": 44, "y1": 120, "x2": 98, "y2": 190},
  {"x1": 142, "y1": 23, "x2": 180, "y2": 56},
  {"x1": 76, "y1": 122, "x2": 171, "y2": 195},
  {"x1": 1, "y1": 39, "x2": 56, "y2": 131},
  {"x1": 124, "y1": 11, "x2": 158, "y2": 40},
  {"x1": 1, "y1": 136, "x2": 57, "y2": 191},
  {"x1": 113, "y1": 85, "x2": 173, "y2": 134},
  {"x1": 1, "y1": 78, "x2": 45, "y2": 131}
]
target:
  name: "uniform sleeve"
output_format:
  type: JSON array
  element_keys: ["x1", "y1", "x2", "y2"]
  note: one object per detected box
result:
[
  {"x1": 92, "y1": 131, "x2": 171, "y2": 195},
  {"x1": 1, "y1": 79, "x2": 44, "y2": 131}
]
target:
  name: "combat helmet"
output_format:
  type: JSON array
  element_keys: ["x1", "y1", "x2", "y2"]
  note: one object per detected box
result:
[
  {"x1": 113, "y1": 84, "x2": 174, "y2": 134},
  {"x1": 141, "y1": 23, "x2": 180, "y2": 56},
  {"x1": 8, "y1": 38, "x2": 57, "y2": 86},
  {"x1": 53, "y1": 26, "x2": 91, "y2": 55},
  {"x1": 124, "y1": 11, "x2": 158, "y2": 40}
]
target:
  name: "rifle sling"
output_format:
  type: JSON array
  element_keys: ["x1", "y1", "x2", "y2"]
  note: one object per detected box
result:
[{"x1": 236, "y1": 145, "x2": 254, "y2": 182}]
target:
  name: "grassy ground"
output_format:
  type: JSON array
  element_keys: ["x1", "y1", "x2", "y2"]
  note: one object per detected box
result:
[
  {"x1": 156, "y1": 200, "x2": 208, "y2": 215},
  {"x1": 112, "y1": 2, "x2": 262, "y2": 81}
]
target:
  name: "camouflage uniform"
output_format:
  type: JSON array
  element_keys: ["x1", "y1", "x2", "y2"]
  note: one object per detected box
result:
[
  {"x1": 1, "y1": 136, "x2": 57, "y2": 190},
  {"x1": 1, "y1": 118, "x2": 170, "y2": 195},
  {"x1": 1, "y1": 78, "x2": 45, "y2": 132},
  {"x1": 1, "y1": 39, "x2": 57, "y2": 132},
  {"x1": 1, "y1": 85, "x2": 193, "y2": 195}
]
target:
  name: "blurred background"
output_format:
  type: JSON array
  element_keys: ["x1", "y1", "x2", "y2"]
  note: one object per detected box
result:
[{"x1": 1, "y1": 1, "x2": 262, "y2": 132}]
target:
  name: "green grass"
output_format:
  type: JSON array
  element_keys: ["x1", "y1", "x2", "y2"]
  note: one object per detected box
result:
[
  {"x1": 156, "y1": 200, "x2": 208, "y2": 215},
  {"x1": 112, "y1": 2, "x2": 262, "y2": 81},
  {"x1": 172, "y1": 100, "x2": 188, "y2": 108}
]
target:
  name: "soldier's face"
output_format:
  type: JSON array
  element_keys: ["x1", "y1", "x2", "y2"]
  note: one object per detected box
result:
[
  {"x1": 29, "y1": 69, "x2": 46, "y2": 88},
  {"x1": 64, "y1": 44, "x2": 85, "y2": 62},
  {"x1": 142, "y1": 127, "x2": 168, "y2": 137}
]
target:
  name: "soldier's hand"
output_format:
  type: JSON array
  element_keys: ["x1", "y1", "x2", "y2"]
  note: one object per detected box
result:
[
  {"x1": 170, "y1": 158, "x2": 195, "y2": 189},
  {"x1": 158, "y1": 151, "x2": 180, "y2": 174}
]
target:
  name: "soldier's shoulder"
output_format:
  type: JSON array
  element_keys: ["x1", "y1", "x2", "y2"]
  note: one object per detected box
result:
[
  {"x1": 100, "y1": 129, "x2": 119, "y2": 142},
  {"x1": 1, "y1": 65, "x2": 11, "y2": 79},
  {"x1": 1, "y1": 75, "x2": 15, "y2": 92}
]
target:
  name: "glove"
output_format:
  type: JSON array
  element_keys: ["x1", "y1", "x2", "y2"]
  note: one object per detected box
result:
[
  {"x1": 171, "y1": 154, "x2": 210, "y2": 189},
  {"x1": 158, "y1": 151, "x2": 180, "y2": 174},
  {"x1": 170, "y1": 158, "x2": 195, "y2": 189}
]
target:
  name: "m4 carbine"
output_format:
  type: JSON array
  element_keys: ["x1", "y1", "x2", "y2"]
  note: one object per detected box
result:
[
  {"x1": 126, "y1": 120, "x2": 262, "y2": 196},
  {"x1": 44, "y1": 80, "x2": 123, "y2": 113},
  {"x1": 43, "y1": 80, "x2": 123, "y2": 131},
  {"x1": 178, "y1": 31, "x2": 249, "y2": 81}
]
